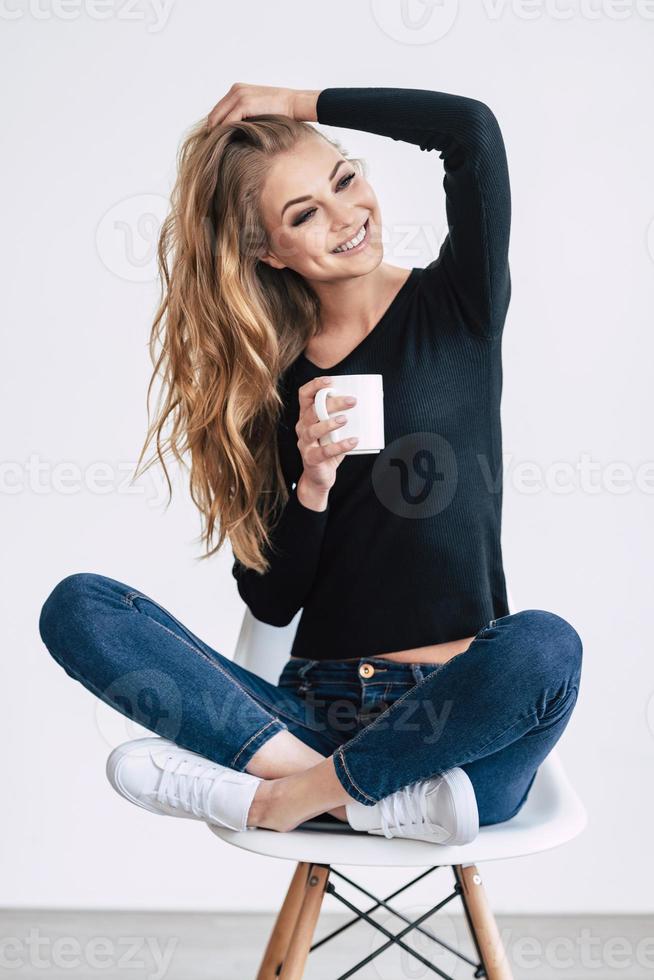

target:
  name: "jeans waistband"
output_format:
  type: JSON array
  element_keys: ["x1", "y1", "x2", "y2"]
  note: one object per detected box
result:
[{"x1": 281, "y1": 655, "x2": 444, "y2": 685}]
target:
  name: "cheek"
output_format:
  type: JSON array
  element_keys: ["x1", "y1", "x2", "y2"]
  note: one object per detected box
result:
[
  {"x1": 267, "y1": 222, "x2": 322, "y2": 264},
  {"x1": 296, "y1": 220, "x2": 333, "y2": 259}
]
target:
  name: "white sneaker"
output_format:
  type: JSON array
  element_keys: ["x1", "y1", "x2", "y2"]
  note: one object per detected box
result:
[
  {"x1": 345, "y1": 767, "x2": 479, "y2": 845},
  {"x1": 106, "y1": 737, "x2": 263, "y2": 832}
]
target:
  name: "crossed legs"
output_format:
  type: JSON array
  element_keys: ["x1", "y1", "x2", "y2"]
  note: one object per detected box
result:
[
  {"x1": 248, "y1": 608, "x2": 583, "y2": 831},
  {"x1": 38, "y1": 573, "x2": 583, "y2": 832}
]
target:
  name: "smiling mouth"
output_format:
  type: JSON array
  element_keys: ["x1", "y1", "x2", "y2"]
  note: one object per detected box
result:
[{"x1": 331, "y1": 218, "x2": 370, "y2": 254}]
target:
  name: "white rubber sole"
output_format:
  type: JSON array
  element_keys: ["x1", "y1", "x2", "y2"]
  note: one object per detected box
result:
[{"x1": 367, "y1": 766, "x2": 480, "y2": 845}]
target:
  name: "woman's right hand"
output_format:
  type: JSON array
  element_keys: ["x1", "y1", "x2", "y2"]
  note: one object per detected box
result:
[{"x1": 295, "y1": 377, "x2": 358, "y2": 496}]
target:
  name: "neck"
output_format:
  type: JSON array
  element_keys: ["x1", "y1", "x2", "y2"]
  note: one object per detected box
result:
[{"x1": 310, "y1": 263, "x2": 397, "y2": 338}]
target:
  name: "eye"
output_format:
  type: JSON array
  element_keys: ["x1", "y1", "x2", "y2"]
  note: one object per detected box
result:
[
  {"x1": 338, "y1": 171, "x2": 357, "y2": 190},
  {"x1": 291, "y1": 171, "x2": 358, "y2": 227}
]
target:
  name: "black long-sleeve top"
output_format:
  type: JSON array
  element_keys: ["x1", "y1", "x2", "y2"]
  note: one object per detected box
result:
[{"x1": 232, "y1": 86, "x2": 512, "y2": 660}]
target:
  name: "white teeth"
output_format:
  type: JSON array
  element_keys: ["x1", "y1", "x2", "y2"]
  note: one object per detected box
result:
[{"x1": 332, "y1": 222, "x2": 367, "y2": 253}]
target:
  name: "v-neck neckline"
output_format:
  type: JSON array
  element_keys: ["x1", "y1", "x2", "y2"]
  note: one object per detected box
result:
[{"x1": 299, "y1": 267, "x2": 420, "y2": 373}]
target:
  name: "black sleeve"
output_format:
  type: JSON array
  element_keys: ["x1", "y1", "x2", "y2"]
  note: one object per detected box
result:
[
  {"x1": 231, "y1": 483, "x2": 330, "y2": 627},
  {"x1": 316, "y1": 87, "x2": 512, "y2": 340}
]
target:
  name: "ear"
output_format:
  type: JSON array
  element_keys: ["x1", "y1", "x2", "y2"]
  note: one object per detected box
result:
[{"x1": 258, "y1": 250, "x2": 286, "y2": 271}]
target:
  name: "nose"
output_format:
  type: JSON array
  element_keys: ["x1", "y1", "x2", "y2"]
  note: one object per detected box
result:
[
  {"x1": 333, "y1": 214, "x2": 358, "y2": 232},
  {"x1": 331, "y1": 213, "x2": 366, "y2": 243}
]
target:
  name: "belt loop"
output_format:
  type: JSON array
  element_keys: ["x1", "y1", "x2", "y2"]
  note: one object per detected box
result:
[
  {"x1": 411, "y1": 663, "x2": 424, "y2": 684},
  {"x1": 296, "y1": 659, "x2": 317, "y2": 694}
]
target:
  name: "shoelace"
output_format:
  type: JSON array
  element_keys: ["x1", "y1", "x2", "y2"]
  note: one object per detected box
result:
[
  {"x1": 152, "y1": 753, "x2": 225, "y2": 819},
  {"x1": 377, "y1": 780, "x2": 446, "y2": 840}
]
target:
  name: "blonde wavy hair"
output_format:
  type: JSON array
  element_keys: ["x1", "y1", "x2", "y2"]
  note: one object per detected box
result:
[{"x1": 131, "y1": 113, "x2": 364, "y2": 574}]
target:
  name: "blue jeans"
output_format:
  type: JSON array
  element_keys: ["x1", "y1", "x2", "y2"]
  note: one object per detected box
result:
[{"x1": 38, "y1": 572, "x2": 583, "y2": 826}]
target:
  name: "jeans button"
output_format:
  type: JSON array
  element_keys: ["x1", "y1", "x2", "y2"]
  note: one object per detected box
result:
[{"x1": 359, "y1": 663, "x2": 375, "y2": 678}]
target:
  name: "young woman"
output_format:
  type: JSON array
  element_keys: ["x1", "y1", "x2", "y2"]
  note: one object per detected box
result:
[{"x1": 38, "y1": 83, "x2": 583, "y2": 844}]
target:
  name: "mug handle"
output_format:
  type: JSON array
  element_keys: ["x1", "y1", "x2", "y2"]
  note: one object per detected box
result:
[
  {"x1": 314, "y1": 386, "x2": 337, "y2": 423},
  {"x1": 314, "y1": 386, "x2": 339, "y2": 447}
]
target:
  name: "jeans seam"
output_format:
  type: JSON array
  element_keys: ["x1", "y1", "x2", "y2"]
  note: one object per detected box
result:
[
  {"x1": 231, "y1": 718, "x2": 282, "y2": 769},
  {"x1": 124, "y1": 591, "x2": 333, "y2": 737},
  {"x1": 337, "y1": 746, "x2": 377, "y2": 804}
]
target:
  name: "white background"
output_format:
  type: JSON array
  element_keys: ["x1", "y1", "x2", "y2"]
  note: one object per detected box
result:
[{"x1": 2, "y1": 0, "x2": 653, "y2": 914}]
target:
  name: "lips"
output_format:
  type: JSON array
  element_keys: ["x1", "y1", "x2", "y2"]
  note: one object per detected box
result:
[{"x1": 331, "y1": 218, "x2": 369, "y2": 254}]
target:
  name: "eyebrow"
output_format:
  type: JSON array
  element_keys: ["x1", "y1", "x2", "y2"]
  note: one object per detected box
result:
[{"x1": 280, "y1": 160, "x2": 348, "y2": 219}]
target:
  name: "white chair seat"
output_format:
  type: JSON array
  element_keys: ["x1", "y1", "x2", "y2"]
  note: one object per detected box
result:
[
  {"x1": 210, "y1": 596, "x2": 586, "y2": 976},
  {"x1": 208, "y1": 746, "x2": 587, "y2": 868}
]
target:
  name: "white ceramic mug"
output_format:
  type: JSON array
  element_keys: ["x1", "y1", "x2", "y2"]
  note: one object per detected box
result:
[{"x1": 313, "y1": 374, "x2": 385, "y2": 455}]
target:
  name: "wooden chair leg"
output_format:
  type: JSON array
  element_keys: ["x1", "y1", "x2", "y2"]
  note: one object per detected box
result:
[
  {"x1": 453, "y1": 864, "x2": 514, "y2": 980},
  {"x1": 256, "y1": 862, "x2": 311, "y2": 979},
  {"x1": 277, "y1": 863, "x2": 330, "y2": 980}
]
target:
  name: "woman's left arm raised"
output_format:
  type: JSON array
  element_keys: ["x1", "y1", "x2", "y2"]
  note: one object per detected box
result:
[
  {"x1": 207, "y1": 84, "x2": 511, "y2": 340},
  {"x1": 307, "y1": 86, "x2": 512, "y2": 341}
]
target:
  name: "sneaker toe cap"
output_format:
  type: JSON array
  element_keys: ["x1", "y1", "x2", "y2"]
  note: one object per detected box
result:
[{"x1": 106, "y1": 738, "x2": 168, "y2": 812}]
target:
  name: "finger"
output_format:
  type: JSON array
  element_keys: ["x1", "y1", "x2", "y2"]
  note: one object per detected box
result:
[
  {"x1": 220, "y1": 94, "x2": 262, "y2": 127},
  {"x1": 296, "y1": 426, "x2": 317, "y2": 457},
  {"x1": 306, "y1": 414, "x2": 348, "y2": 442},
  {"x1": 298, "y1": 376, "x2": 334, "y2": 403},
  {"x1": 221, "y1": 103, "x2": 251, "y2": 126},
  {"x1": 306, "y1": 436, "x2": 357, "y2": 463},
  {"x1": 298, "y1": 376, "x2": 334, "y2": 421},
  {"x1": 207, "y1": 92, "x2": 241, "y2": 130},
  {"x1": 297, "y1": 418, "x2": 331, "y2": 456}
]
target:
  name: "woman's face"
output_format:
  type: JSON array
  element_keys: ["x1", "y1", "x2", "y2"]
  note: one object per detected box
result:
[{"x1": 257, "y1": 136, "x2": 382, "y2": 281}]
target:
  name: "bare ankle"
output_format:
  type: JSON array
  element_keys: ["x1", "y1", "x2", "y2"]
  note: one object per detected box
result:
[
  {"x1": 246, "y1": 778, "x2": 294, "y2": 832},
  {"x1": 246, "y1": 778, "x2": 273, "y2": 829},
  {"x1": 246, "y1": 758, "x2": 356, "y2": 833}
]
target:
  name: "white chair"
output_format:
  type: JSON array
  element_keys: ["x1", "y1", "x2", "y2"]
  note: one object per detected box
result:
[{"x1": 209, "y1": 587, "x2": 587, "y2": 979}]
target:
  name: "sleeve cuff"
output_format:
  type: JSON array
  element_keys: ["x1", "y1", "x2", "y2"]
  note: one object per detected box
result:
[{"x1": 283, "y1": 482, "x2": 330, "y2": 529}]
